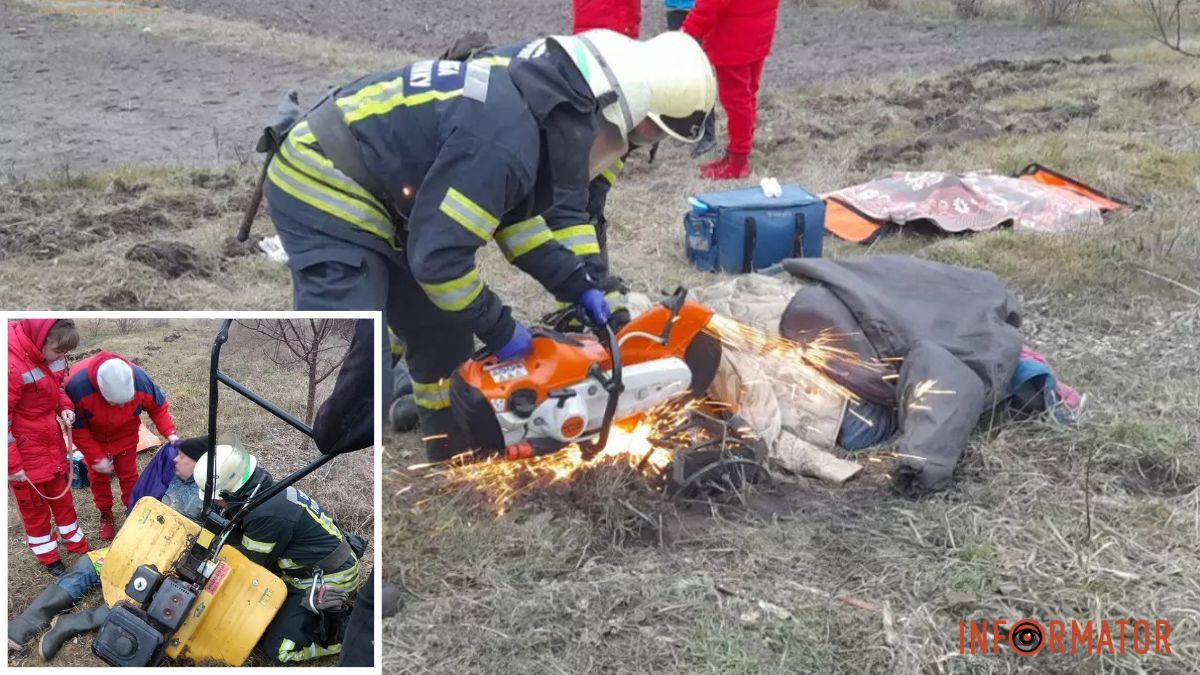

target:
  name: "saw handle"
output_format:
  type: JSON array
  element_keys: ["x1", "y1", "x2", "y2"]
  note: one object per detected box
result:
[{"x1": 581, "y1": 321, "x2": 623, "y2": 459}]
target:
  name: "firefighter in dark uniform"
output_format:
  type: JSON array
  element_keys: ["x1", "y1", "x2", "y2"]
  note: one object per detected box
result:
[
  {"x1": 196, "y1": 445, "x2": 363, "y2": 664},
  {"x1": 467, "y1": 39, "x2": 634, "y2": 327},
  {"x1": 260, "y1": 29, "x2": 717, "y2": 462}
]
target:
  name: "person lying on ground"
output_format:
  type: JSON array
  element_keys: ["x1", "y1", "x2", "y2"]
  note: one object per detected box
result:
[
  {"x1": 65, "y1": 351, "x2": 179, "y2": 541},
  {"x1": 692, "y1": 256, "x2": 1084, "y2": 493},
  {"x1": 6, "y1": 436, "x2": 207, "y2": 659},
  {"x1": 8, "y1": 319, "x2": 90, "y2": 577}
]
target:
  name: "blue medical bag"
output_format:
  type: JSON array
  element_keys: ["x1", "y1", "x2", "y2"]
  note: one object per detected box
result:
[{"x1": 684, "y1": 184, "x2": 825, "y2": 273}]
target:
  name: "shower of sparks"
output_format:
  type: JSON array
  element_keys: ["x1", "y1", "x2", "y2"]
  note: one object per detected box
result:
[
  {"x1": 410, "y1": 314, "x2": 951, "y2": 514},
  {"x1": 411, "y1": 399, "x2": 707, "y2": 514},
  {"x1": 906, "y1": 378, "x2": 955, "y2": 413},
  {"x1": 703, "y1": 314, "x2": 883, "y2": 404}
]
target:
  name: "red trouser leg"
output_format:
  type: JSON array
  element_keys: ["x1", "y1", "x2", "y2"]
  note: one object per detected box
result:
[
  {"x1": 88, "y1": 458, "x2": 115, "y2": 512},
  {"x1": 111, "y1": 447, "x2": 140, "y2": 510},
  {"x1": 624, "y1": 0, "x2": 642, "y2": 38},
  {"x1": 43, "y1": 473, "x2": 90, "y2": 554},
  {"x1": 716, "y1": 59, "x2": 766, "y2": 156},
  {"x1": 11, "y1": 479, "x2": 60, "y2": 565}
]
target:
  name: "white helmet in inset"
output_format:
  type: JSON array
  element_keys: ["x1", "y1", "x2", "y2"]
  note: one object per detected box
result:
[
  {"x1": 548, "y1": 29, "x2": 717, "y2": 174},
  {"x1": 194, "y1": 443, "x2": 258, "y2": 498},
  {"x1": 96, "y1": 359, "x2": 135, "y2": 405}
]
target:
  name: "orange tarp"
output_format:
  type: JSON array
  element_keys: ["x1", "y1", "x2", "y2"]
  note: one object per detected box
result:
[{"x1": 65, "y1": 422, "x2": 163, "y2": 454}]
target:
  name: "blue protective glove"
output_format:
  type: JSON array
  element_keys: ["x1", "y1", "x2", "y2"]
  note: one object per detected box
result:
[
  {"x1": 578, "y1": 288, "x2": 611, "y2": 327},
  {"x1": 494, "y1": 323, "x2": 532, "y2": 361}
]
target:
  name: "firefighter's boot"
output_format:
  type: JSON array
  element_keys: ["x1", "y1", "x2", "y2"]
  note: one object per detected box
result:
[
  {"x1": 7, "y1": 585, "x2": 74, "y2": 652},
  {"x1": 39, "y1": 605, "x2": 110, "y2": 661}
]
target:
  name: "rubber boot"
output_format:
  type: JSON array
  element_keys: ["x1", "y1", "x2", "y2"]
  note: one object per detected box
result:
[
  {"x1": 702, "y1": 152, "x2": 751, "y2": 180},
  {"x1": 39, "y1": 604, "x2": 110, "y2": 661},
  {"x1": 390, "y1": 395, "x2": 419, "y2": 433},
  {"x1": 7, "y1": 584, "x2": 75, "y2": 651},
  {"x1": 691, "y1": 111, "x2": 718, "y2": 158},
  {"x1": 98, "y1": 509, "x2": 115, "y2": 541}
]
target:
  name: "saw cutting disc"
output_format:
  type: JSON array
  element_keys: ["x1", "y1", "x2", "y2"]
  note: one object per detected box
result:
[{"x1": 683, "y1": 330, "x2": 722, "y2": 397}]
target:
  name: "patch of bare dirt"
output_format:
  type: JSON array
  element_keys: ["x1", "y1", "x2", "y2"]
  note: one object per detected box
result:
[
  {"x1": 0, "y1": 201, "x2": 175, "y2": 260},
  {"x1": 163, "y1": 1, "x2": 1129, "y2": 90},
  {"x1": 222, "y1": 233, "x2": 265, "y2": 258},
  {"x1": 0, "y1": 0, "x2": 347, "y2": 177},
  {"x1": 857, "y1": 55, "x2": 1112, "y2": 167},
  {"x1": 125, "y1": 239, "x2": 220, "y2": 278}
]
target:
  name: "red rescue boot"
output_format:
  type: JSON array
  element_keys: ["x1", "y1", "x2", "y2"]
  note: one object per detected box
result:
[
  {"x1": 98, "y1": 510, "x2": 115, "y2": 541},
  {"x1": 702, "y1": 152, "x2": 751, "y2": 180},
  {"x1": 699, "y1": 154, "x2": 728, "y2": 178}
]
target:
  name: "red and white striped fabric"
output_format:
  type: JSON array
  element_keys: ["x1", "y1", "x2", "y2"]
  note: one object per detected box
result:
[{"x1": 10, "y1": 476, "x2": 90, "y2": 564}]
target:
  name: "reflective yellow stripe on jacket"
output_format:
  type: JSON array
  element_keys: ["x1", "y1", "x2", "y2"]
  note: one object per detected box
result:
[
  {"x1": 419, "y1": 268, "x2": 485, "y2": 312},
  {"x1": 554, "y1": 223, "x2": 601, "y2": 257},
  {"x1": 496, "y1": 216, "x2": 554, "y2": 262},
  {"x1": 267, "y1": 121, "x2": 396, "y2": 243},
  {"x1": 440, "y1": 188, "x2": 500, "y2": 242},
  {"x1": 283, "y1": 560, "x2": 363, "y2": 592},
  {"x1": 601, "y1": 158, "x2": 624, "y2": 185}
]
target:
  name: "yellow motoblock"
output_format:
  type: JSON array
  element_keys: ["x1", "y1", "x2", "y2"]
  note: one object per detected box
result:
[{"x1": 99, "y1": 497, "x2": 286, "y2": 666}]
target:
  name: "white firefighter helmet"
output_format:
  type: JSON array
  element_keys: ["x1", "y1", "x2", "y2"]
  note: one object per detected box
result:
[
  {"x1": 194, "y1": 443, "x2": 257, "y2": 498},
  {"x1": 548, "y1": 29, "x2": 717, "y2": 174}
]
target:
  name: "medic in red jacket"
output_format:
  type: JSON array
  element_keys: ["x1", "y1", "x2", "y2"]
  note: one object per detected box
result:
[
  {"x1": 64, "y1": 352, "x2": 179, "y2": 541},
  {"x1": 573, "y1": 0, "x2": 642, "y2": 38},
  {"x1": 8, "y1": 319, "x2": 91, "y2": 575},
  {"x1": 682, "y1": 0, "x2": 780, "y2": 179}
]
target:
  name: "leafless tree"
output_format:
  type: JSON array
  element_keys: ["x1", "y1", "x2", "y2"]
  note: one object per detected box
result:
[
  {"x1": 1137, "y1": 0, "x2": 1200, "y2": 57},
  {"x1": 113, "y1": 318, "x2": 141, "y2": 334},
  {"x1": 235, "y1": 320, "x2": 352, "y2": 425},
  {"x1": 952, "y1": 0, "x2": 986, "y2": 18},
  {"x1": 1026, "y1": 0, "x2": 1092, "y2": 24}
]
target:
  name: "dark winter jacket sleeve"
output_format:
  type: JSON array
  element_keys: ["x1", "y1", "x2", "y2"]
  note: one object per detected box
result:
[
  {"x1": 313, "y1": 320, "x2": 374, "y2": 456},
  {"x1": 405, "y1": 129, "x2": 543, "y2": 351},
  {"x1": 892, "y1": 341, "x2": 989, "y2": 494}
]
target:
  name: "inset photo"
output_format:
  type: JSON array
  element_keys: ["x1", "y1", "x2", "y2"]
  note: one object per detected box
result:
[{"x1": 6, "y1": 316, "x2": 380, "y2": 667}]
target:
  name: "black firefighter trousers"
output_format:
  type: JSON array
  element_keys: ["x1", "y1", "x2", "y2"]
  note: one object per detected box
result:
[{"x1": 267, "y1": 182, "x2": 474, "y2": 460}]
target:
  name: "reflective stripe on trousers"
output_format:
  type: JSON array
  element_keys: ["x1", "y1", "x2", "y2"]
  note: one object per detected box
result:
[{"x1": 412, "y1": 379, "x2": 451, "y2": 410}]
